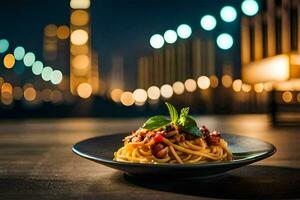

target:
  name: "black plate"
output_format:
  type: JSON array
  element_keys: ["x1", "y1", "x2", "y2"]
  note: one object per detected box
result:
[{"x1": 72, "y1": 133, "x2": 276, "y2": 179}]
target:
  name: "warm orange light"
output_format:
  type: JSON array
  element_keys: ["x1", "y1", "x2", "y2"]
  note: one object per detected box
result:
[
  {"x1": 1, "y1": 83, "x2": 12, "y2": 94},
  {"x1": 13, "y1": 86, "x2": 23, "y2": 100},
  {"x1": 160, "y1": 84, "x2": 173, "y2": 98},
  {"x1": 197, "y1": 76, "x2": 210, "y2": 90},
  {"x1": 282, "y1": 91, "x2": 293, "y2": 103},
  {"x1": 120, "y1": 91, "x2": 134, "y2": 106},
  {"x1": 172, "y1": 81, "x2": 184, "y2": 95},
  {"x1": 221, "y1": 75, "x2": 233, "y2": 88},
  {"x1": 44, "y1": 24, "x2": 57, "y2": 37},
  {"x1": 184, "y1": 79, "x2": 197, "y2": 92},
  {"x1": 23, "y1": 83, "x2": 33, "y2": 90},
  {"x1": 133, "y1": 89, "x2": 147, "y2": 103},
  {"x1": 72, "y1": 55, "x2": 90, "y2": 76},
  {"x1": 77, "y1": 83, "x2": 92, "y2": 98},
  {"x1": 147, "y1": 86, "x2": 160, "y2": 100},
  {"x1": 264, "y1": 82, "x2": 273, "y2": 92},
  {"x1": 297, "y1": 92, "x2": 300, "y2": 103},
  {"x1": 24, "y1": 87, "x2": 36, "y2": 101},
  {"x1": 254, "y1": 83, "x2": 264, "y2": 93},
  {"x1": 241, "y1": 83, "x2": 252, "y2": 92},
  {"x1": 232, "y1": 79, "x2": 242, "y2": 92},
  {"x1": 110, "y1": 88, "x2": 123, "y2": 102},
  {"x1": 3, "y1": 54, "x2": 15, "y2": 69},
  {"x1": 70, "y1": 29, "x2": 88, "y2": 45},
  {"x1": 70, "y1": 0, "x2": 90, "y2": 9},
  {"x1": 71, "y1": 10, "x2": 89, "y2": 26},
  {"x1": 57, "y1": 25, "x2": 70, "y2": 39},
  {"x1": 210, "y1": 75, "x2": 219, "y2": 88},
  {"x1": 71, "y1": 44, "x2": 89, "y2": 55},
  {"x1": 290, "y1": 54, "x2": 300, "y2": 66}
]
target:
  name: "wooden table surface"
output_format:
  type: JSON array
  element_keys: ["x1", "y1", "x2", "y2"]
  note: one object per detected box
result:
[{"x1": 0, "y1": 115, "x2": 299, "y2": 199}]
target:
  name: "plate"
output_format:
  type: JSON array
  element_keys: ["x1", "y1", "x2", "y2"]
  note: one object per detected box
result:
[{"x1": 72, "y1": 133, "x2": 276, "y2": 179}]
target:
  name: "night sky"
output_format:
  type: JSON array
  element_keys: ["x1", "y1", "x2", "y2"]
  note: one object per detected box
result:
[{"x1": 0, "y1": 0, "x2": 245, "y2": 89}]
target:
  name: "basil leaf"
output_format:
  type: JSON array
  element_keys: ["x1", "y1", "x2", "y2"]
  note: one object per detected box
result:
[
  {"x1": 165, "y1": 102, "x2": 178, "y2": 123},
  {"x1": 178, "y1": 107, "x2": 189, "y2": 125},
  {"x1": 178, "y1": 115, "x2": 202, "y2": 137},
  {"x1": 142, "y1": 115, "x2": 171, "y2": 130}
]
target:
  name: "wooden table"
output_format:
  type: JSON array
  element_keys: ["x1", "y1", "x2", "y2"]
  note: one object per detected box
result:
[{"x1": 0, "y1": 115, "x2": 299, "y2": 199}]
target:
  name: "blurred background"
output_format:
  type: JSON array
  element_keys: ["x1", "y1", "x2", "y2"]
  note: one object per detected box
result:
[{"x1": 0, "y1": 0, "x2": 299, "y2": 125}]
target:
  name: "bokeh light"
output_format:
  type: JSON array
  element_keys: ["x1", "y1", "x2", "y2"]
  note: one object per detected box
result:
[
  {"x1": 24, "y1": 87, "x2": 36, "y2": 102},
  {"x1": 41, "y1": 89, "x2": 52, "y2": 102},
  {"x1": 110, "y1": 88, "x2": 123, "y2": 102},
  {"x1": 70, "y1": 0, "x2": 90, "y2": 9},
  {"x1": 3, "y1": 54, "x2": 15, "y2": 69},
  {"x1": 177, "y1": 24, "x2": 192, "y2": 39},
  {"x1": 297, "y1": 92, "x2": 300, "y2": 103},
  {"x1": 254, "y1": 83, "x2": 264, "y2": 93},
  {"x1": 23, "y1": 52, "x2": 36, "y2": 67},
  {"x1": 172, "y1": 81, "x2": 185, "y2": 95},
  {"x1": 232, "y1": 79, "x2": 242, "y2": 92},
  {"x1": 282, "y1": 91, "x2": 292, "y2": 103},
  {"x1": 44, "y1": 24, "x2": 57, "y2": 37},
  {"x1": 163, "y1": 30, "x2": 177, "y2": 44},
  {"x1": 57, "y1": 25, "x2": 70, "y2": 40},
  {"x1": 77, "y1": 83, "x2": 92, "y2": 98},
  {"x1": 147, "y1": 86, "x2": 160, "y2": 100},
  {"x1": 120, "y1": 91, "x2": 134, "y2": 106},
  {"x1": 264, "y1": 82, "x2": 273, "y2": 92},
  {"x1": 184, "y1": 79, "x2": 197, "y2": 92},
  {"x1": 71, "y1": 44, "x2": 89, "y2": 55},
  {"x1": 200, "y1": 15, "x2": 217, "y2": 31},
  {"x1": 220, "y1": 6, "x2": 237, "y2": 22},
  {"x1": 160, "y1": 84, "x2": 173, "y2": 98},
  {"x1": 13, "y1": 46, "x2": 25, "y2": 60},
  {"x1": 70, "y1": 29, "x2": 89, "y2": 45},
  {"x1": 51, "y1": 90, "x2": 63, "y2": 104},
  {"x1": 41, "y1": 66, "x2": 53, "y2": 81},
  {"x1": 32, "y1": 61, "x2": 44, "y2": 75},
  {"x1": 197, "y1": 76, "x2": 210, "y2": 90},
  {"x1": 51, "y1": 70, "x2": 63, "y2": 85},
  {"x1": 13, "y1": 86, "x2": 23, "y2": 100},
  {"x1": 241, "y1": 83, "x2": 252, "y2": 92},
  {"x1": 71, "y1": 10, "x2": 89, "y2": 26},
  {"x1": 133, "y1": 89, "x2": 147, "y2": 103},
  {"x1": 150, "y1": 34, "x2": 164, "y2": 49},
  {"x1": 72, "y1": 54, "x2": 90, "y2": 76},
  {"x1": 216, "y1": 33, "x2": 234, "y2": 50},
  {"x1": 0, "y1": 39, "x2": 9, "y2": 53},
  {"x1": 221, "y1": 75, "x2": 233, "y2": 88},
  {"x1": 241, "y1": 0, "x2": 259, "y2": 16},
  {"x1": 210, "y1": 75, "x2": 219, "y2": 88}
]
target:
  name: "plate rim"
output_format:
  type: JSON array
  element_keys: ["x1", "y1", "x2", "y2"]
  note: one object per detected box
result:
[{"x1": 72, "y1": 132, "x2": 277, "y2": 168}]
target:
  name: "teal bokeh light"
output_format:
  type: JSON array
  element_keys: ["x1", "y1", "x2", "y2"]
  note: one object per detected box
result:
[
  {"x1": 216, "y1": 33, "x2": 234, "y2": 50},
  {"x1": 241, "y1": 0, "x2": 259, "y2": 16},
  {"x1": 200, "y1": 15, "x2": 217, "y2": 31},
  {"x1": 23, "y1": 52, "x2": 36, "y2": 67},
  {"x1": 51, "y1": 70, "x2": 63, "y2": 85},
  {"x1": 32, "y1": 61, "x2": 44, "y2": 75},
  {"x1": 41, "y1": 66, "x2": 53, "y2": 81},
  {"x1": 220, "y1": 6, "x2": 237, "y2": 22},
  {"x1": 0, "y1": 39, "x2": 9, "y2": 53},
  {"x1": 177, "y1": 24, "x2": 192, "y2": 39},
  {"x1": 150, "y1": 34, "x2": 164, "y2": 49},
  {"x1": 163, "y1": 30, "x2": 177, "y2": 44},
  {"x1": 14, "y1": 46, "x2": 25, "y2": 60}
]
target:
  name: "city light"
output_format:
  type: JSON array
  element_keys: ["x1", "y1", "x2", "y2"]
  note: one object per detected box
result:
[
  {"x1": 241, "y1": 0, "x2": 259, "y2": 16},
  {"x1": 70, "y1": 0, "x2": 90, "y2": 9},
  {"x1": 197, "y1": 76, "x2": 210, "y2": 90},
  {"x1": 72, "y1": 55, "x2": 90, "y2": 76},
  {"x1": 220, "y1": 6, "x2": 237, "y2": 22},
  {"x1": 13, "y1": 46, "x2": 25, "y2": 60},
  {"x1": 172, "y1": 81, "x2": 185, "y2": 95},
  {"x1": 297, "y1": 93, "x2": 300, "y2": 103},
  {"x1": 57, "y1": 25, "x2": 70, "y2": 40},
  {"x1": 0, "y1": 39, "x2": 9, "y2": 53},
  {"x1": 71, "y1": 44, "x2": 89, "y2": 55},
  {"x1": 254, "y1": 83, "x2": 264, "y2": 93},
  {"x1": 51, "y1": 70, "x2": 63, "y2": 85},
  {"x1": 110, "y1": 88, "x2": 123, "y2": 102},
  {"x1": 232, "y1": 79, "x2": 242, "y2": 92},
  {"x1": 77, "y1": 83, "x2": 92, "y2": 98},
  {"x1": 41, "y1": 66, "x2": 53, "y2": 81},
  {"x1": 133, "y1": 89, "x2": 147, "y2": 103},
  {"x1": 147, "y1": 86, "x2": 160, "y2": 100},
  {"x1": 3, "y1": 54, "x2": 15, "y2": 69},
  {"x1": 264, "y1": 82, "x2": 273, "y2": 92},
  {"x1": 177, "y1": 24, "x2": 192, "y2": 39},
  {"x1": 44, "y1": 24, "x2": 57, "y2": 37},
  {"x1": 150, "y1": 34, "x2": 164, "y2": 49},
  {"x1": 163, "y1": 30, "x2": 177, "y2": 44},
  {"x1": 32, "y1": 61, "x2": 44, "y2": 75},
  {"x1": 200, "y1": 15, "x2": 217, "y2": 31},
  {"x1": 70, "y1": 29, "x2": 89, "y2": 45},
  {"x1": 23, "y1": 52, "x2": 36, "y2": 67},
  {"x1": 160, "y1": 84, "x2": 173, "y2": 98},
  {"x1": 184, "y1": 79, "x2": 197, "y2": 92},
  {"x1": 221, "y1": 75, "x2": 233, "y2": 88},
  {"x1": 71, "y1": 10, "x2": 89, "y2": 26},
  {"x1": 282, "y1": 91, "x2": 292, "y2": 103},
  {"x1": 241, "y1": 84, "x2": 252, "y2": 92},
  {"x1": 13, "y1": 86, "x2": 23, "y2": 100},
  {"x1": 216, "y1": 33, "x2": 233, "y2": 50},
  {"x1": 120, "y1": 91, "x2": 134, "y2": 106},
  {"x1": 24, "y1": 87, "x2": 36, "y2": 102},
  {"x1": 210, "y1": 75, "x2": 219, "y2": 88}
]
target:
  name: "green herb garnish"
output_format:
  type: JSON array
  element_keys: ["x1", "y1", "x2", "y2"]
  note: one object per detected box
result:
[{"x1": 142, "y1": 102, "x2": 201, "y2": 137}]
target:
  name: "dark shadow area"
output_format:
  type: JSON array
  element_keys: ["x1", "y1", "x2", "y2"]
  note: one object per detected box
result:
[{"x1": 122, "y1": 165, "x2": 300, "y2": 199}]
